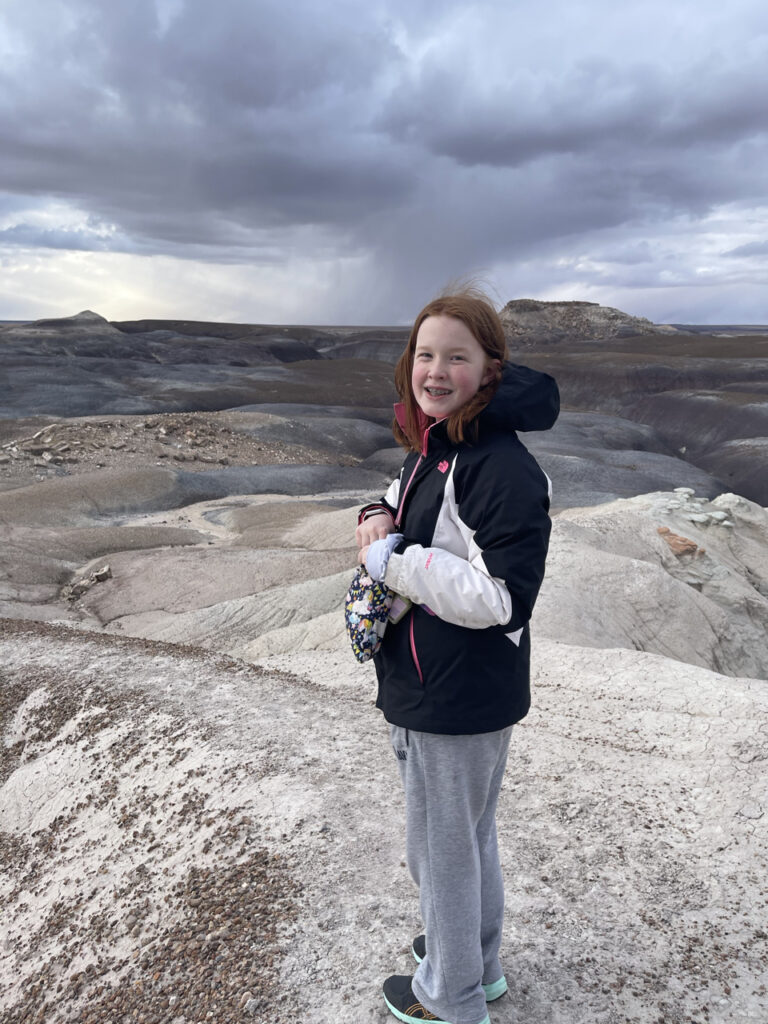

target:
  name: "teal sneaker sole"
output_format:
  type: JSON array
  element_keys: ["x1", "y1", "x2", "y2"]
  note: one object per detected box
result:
[
  {"x1": 412, "y1": 944, "x2": 508, "y2": 1003},
  {"x1": 481, "y1": 976, "x2": 508, "y2": 1002}
]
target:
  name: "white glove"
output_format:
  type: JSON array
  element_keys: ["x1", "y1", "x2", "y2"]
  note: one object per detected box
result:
[{"x1": 365, "y1": 533, "x2": 403, "y2": 582}]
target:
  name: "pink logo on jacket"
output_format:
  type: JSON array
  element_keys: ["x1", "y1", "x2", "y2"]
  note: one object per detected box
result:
[{"x1": 437, "y1": 459, "x2": 449, "y2": 474}]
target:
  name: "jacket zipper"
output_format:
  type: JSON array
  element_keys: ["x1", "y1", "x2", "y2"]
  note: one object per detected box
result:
[
  {"x1": 397, "y1": 421, "x2": 441, "y2": 685},
  {"x1": 409, "y1": 610, "x2": 424, "y2": 685},
  {"x1": 394, "y1": 421, "x2": 440, "y2": 526}
]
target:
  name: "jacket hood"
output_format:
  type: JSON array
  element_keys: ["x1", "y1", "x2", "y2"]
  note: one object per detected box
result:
[{"x1": 479, "y1": 361, "x2": 559, "y2": 434}]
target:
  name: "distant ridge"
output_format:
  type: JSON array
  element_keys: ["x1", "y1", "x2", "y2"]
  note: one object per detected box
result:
[
  {"x1": 2, "y1": 308, "x2": 767, "y2": 337},
  {"x1": 671, "y1": 324, "x2": 768, "y2": 335}
]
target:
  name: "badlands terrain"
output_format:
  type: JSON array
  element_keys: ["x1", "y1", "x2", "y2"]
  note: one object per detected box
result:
[{"x1": 1, "y1": 304, "x2": 767, "y2": 1024}]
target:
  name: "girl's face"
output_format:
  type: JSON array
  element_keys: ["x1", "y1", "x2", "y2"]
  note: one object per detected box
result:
[{"x1": 411, "y1": 315, "x2": 499, "y2": 420}]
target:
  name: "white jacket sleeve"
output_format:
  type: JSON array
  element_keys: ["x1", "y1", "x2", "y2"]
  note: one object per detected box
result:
[{"x1": 383, "y1": 544, "x2": 512, "y2": 629}]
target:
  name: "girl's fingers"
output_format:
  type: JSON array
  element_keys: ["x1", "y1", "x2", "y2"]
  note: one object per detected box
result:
[{"x1": 355, "y1": 519, "x2": 395, "y2": 547}]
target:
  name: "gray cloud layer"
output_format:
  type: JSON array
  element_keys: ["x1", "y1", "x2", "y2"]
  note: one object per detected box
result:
[{"x1": 1, "y1": 0, "x2": 767, "y2": 321}]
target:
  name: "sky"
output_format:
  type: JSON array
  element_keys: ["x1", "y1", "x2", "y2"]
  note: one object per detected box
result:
[{"x1": 1, "y1": 0, "x2": 767, "y2": 325}]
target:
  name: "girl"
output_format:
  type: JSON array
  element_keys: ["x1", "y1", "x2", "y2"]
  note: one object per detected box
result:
[{"x1": 356, "y1": 290, "x2": 559, "y2": 1024}]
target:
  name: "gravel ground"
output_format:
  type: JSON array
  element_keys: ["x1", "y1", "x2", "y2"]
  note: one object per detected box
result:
[
  {"x1": 0, "y1": 411, "x2": 356, "y2": 491},
  {"x1": 0, "y1": 621, "x2": 304, "y2": 1024}
]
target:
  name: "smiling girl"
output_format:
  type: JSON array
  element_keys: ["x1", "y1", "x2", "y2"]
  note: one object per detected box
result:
[{"x1": 355, "y1": 289, "x2": 559, "y2": 1024}]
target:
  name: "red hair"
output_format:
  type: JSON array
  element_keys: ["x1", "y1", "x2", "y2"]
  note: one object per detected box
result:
[{"x1": 393, "y1": 290, "x2": 508, "y2": 451}]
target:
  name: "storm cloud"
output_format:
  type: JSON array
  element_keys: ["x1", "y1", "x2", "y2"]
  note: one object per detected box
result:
[{"x1": 0, "y1": 0, "x2": 766, "y2": 322}]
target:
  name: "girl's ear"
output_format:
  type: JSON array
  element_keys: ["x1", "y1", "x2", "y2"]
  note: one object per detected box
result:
[{"x1": 482, "y1": 359, "x2": 502, "y2": 386}]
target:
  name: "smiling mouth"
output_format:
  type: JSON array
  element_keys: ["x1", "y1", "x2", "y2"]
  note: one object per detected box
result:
[{"x1": 425, "y1": 387, "x2": 452, "y2": 397}]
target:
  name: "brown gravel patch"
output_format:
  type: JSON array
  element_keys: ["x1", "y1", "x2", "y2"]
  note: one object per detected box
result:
[
  {"x1": 0, "y1": 623, "x2": 304, "y2": 1024},
  {"x1": 0, "y1": 410, "x2": 357, "y2": 490}
]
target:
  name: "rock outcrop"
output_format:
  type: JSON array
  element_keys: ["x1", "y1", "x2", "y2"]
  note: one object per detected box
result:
[
  {"x1": 499, "y1": 298, "x2": 679, "y2": 346},
  {"x1": 533, "y1": 488, "x2": 768, "y2": 680}
]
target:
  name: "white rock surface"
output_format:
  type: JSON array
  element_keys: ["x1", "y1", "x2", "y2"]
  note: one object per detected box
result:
[
  {"x1": 1, "y1": 626, "x2": 766, "y2": 1024},
  {"x1": 534, "y1": 490, "x2": 768, "y2": 679},
  {"x1": 1, "y1": 486, "x2": 767, "y2": 1024},
  {"x1": 86, "y1": 488, "x2": 768, "y2": 681}
]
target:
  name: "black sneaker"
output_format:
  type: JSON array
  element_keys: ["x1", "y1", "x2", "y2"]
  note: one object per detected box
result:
[
  {"x1": 411, "y1": 936, "x2": 508, "y2": 1003},
  {"x1": 412, "y1": 934, "x2": 427, "y2": 962},
  {"x1": 383, "y1": 975, "x2": 446, "y2": 1022},
  {"x1": 382, "y1": 975, "x2": 491, "y2": 1024}
]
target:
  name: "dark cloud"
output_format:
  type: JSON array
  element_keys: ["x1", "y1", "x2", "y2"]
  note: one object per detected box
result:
[
  {"x1": 0, "y1": 0, "x2": 767, "y2": 322},
  {"x1": 380, "y1": 60, "x2": 768, "y2": 169},
  {"x1": 0, "y1": 0, "x2": 412, "y2": 250}
]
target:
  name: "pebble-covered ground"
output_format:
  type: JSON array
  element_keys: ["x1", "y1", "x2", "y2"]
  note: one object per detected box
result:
[
  {"x1": 0, "y1": 623, "x2": 304, "y2": 1024},
  {"x1": 0, "y1": 411, "x2": 356, "y2": 489}
]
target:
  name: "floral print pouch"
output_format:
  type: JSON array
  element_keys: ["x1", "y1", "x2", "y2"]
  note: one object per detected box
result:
[{"x1": 344, "y1": 565, "x2": 394, "y2": 663}]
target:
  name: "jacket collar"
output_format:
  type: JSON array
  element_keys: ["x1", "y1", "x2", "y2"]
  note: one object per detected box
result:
[
  {"x1": 394, "y1": 401, "x2": 431, "y2": 434},
  {"x1": 394, "y1": 402, "x2": 447, "y2": 456}
]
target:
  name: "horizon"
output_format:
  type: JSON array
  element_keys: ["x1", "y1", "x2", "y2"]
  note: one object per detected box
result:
[{"x1": 2, "y1": 307, "x2": 768, "y2": 331}]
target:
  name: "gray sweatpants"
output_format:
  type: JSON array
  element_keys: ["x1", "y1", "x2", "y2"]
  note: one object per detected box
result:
[{"x1": 390, "y1": 724, "x2": 513, "y2": 1024}]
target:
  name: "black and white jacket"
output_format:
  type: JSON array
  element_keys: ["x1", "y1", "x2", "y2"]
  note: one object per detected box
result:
[{"x1": 361, "y1": 362, "x2": 559, "y2": 735}]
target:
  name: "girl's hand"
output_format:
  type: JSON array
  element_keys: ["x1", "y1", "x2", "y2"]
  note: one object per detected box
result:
[{"x1": 355, "y1": 512, "x2": 395, "y2": 552}]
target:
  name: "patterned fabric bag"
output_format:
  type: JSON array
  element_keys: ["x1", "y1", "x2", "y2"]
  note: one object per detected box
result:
[{"x1": 344, "y1": 565, "x2": 394, "y2": 663}]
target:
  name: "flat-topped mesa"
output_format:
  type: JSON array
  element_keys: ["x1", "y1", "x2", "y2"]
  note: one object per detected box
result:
[{"x1": 500, "y1": 298, "x2": 680, "y2": 345}]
